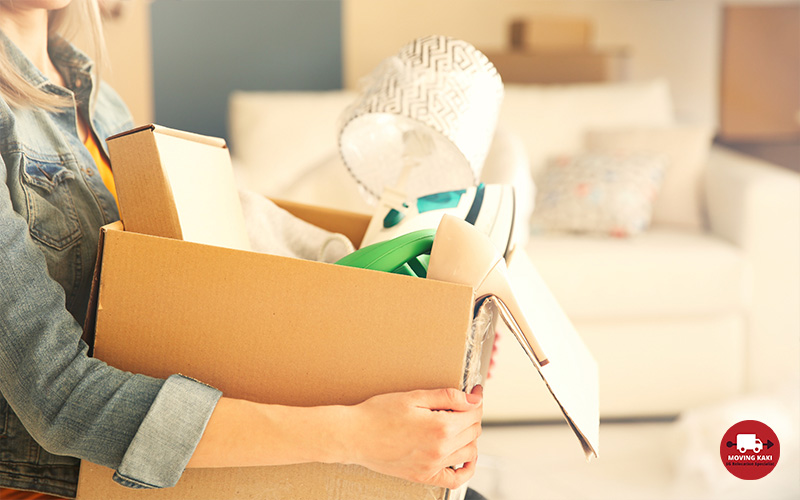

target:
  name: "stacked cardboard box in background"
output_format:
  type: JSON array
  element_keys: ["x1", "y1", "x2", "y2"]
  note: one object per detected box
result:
[{"x1": 485, "y1": 17, "x2": 629, "y2": 84}]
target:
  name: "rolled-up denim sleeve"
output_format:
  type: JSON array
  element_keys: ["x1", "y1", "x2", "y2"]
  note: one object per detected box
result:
[
  {"x1": 0, "y1": 158, "x2": 222, "y2": 488},
  {"x1": 113, "y1": 374, "x2": 221, "y2": 488}
]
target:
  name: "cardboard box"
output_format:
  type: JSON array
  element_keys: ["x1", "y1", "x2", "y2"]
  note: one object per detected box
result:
[
  {"x1": 484, "y1": 49, "x2": 629, "y2": 84},
  {"x1": 510, "y1": 17, "x2": 593, "y2": 51},
  {"x1": 76, "y1": 126, "x2": 490, "y2": 500},
  {"x1": 77, "y1": 211, "x2": 488, "y2": 499},
  {"x1": 76, "y1": 125, "x2": 598, "y2": 499},
  {"x1": 108, "y1": 125, "x2": 252, "y2": 251}
]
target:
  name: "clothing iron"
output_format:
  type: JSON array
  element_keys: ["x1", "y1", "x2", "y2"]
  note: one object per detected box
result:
[{"x1": 360, "y1": 183, "x2": 516, "y2": 259}]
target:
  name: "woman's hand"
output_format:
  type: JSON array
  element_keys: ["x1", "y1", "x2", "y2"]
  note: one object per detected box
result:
[
  {"x1": 344, "y1": 385, "x2": 483, "y2": 489},
  {"x1": 189, "y1": 386, "x2": 483, "y2": 491}
]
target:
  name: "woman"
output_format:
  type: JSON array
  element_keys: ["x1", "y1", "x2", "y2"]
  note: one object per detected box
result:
[{"x1": 0, "y1": 1, "x2": 484, "y2": 498}]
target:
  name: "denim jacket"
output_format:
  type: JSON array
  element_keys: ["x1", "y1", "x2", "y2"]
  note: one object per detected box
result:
[{"x1": 0, "y1": 33, "x2": 221, "y2": 497}]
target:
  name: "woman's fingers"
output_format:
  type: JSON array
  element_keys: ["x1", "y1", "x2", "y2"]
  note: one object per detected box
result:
[
  {"x1": 428, "y1": 456, "x2": 478, "y2": 490},
  {"x1": 412, "y1": 386, "x2": 483, "y2": 412},
  {"x1": 347, "y1": 386, "x2": 483, "y2": 490},
  {"x1": 451, "y1": 421, "x2": 482, "y2": 453},
  {"x1": 470, "y1": 384, "x2": 484, "y2": 399},
  {"x1": 442, "y1": 441, "x2": 479, "y2": 470}
]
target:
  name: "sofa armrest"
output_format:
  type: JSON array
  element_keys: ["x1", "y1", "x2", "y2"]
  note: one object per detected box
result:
[{"x1": 705, "y1": 145, "x2": 800, "y2": 391}]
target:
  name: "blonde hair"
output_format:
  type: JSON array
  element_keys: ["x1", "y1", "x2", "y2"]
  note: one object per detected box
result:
[{"x1": 0, "y1": 0, "x2": 106, "y2": 110}]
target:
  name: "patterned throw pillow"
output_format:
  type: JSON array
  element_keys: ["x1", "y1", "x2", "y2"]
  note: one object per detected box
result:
[
  {"x1": 585, "y1": 125, "x2": 713, "y2": 231},
  {"x1": 531, "y1": 153, "x2": 667, "y2": 237}
]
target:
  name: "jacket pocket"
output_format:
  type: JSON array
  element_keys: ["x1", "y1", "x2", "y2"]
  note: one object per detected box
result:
[{"x1": 21, "y1": 155, "x2": 82, "y2": 251}]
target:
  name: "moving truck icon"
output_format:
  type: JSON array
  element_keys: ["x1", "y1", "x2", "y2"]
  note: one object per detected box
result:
[{"x1": 736, "y1": 434, "x2": 763, "y2": 453}]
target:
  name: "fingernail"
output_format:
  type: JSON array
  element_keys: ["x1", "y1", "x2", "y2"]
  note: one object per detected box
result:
[{"x1": 466, "y1": 392, "x2": 482, "y2": 405}]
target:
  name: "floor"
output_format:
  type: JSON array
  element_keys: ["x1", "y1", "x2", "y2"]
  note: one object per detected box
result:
[{"x1": 468, "y1": 419, "x2": 800, "y2": 500}]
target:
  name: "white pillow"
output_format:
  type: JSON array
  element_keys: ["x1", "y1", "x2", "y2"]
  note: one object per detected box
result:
[
  {"x1": 498, "y1": 79, "x2": 675, "y2": 176},
  {"x1": 228, "y1": 90, "x2": 357, "y2": 194},
  {"x1": 585, "y1": 125, "x2": 714, "y2": 231},
  {"x1": 531, "y1": 152, "x2": 667, "y2": 237}
]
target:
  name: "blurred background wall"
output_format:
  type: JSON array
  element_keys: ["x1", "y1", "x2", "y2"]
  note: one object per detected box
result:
[
  {"x1": 95, "y1": 0, "x2": 342, "y2": 140},
  {"x1": 344, "y1": 0, "x2": 721, "y2": 127},
  {"x1": 96, "y1": 0, "x2": 798, "y2": 170},
  {"x1": 80, "y1": 0, "x2": 153, "y2": 125},
  {"x1": 149, "y1": 0, "x2": 341, "y2": 140}
]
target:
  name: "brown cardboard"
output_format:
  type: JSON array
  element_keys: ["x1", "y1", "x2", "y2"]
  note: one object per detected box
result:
[
  {"x1": 510, "y1": 17, "x2": 593, "y2": 51},
  {"x1": 90, "y1": 225, "x2": 474, "y2": 406},
  {"x1": 483, "y1": 49, "x2": 629, "y2": 84},
  {"x1": 78, "y1": 461, "x2": 464, "y2": 500},
  {"x1": 76, "y1": 125, "x2": 598, "y2": 499},
  {"x1": 76, "y1": 210, "x2": 477, "y2": 499},
  {"x1": 272, "y1": 199, "x2": 370, "y2": 248},
  {"x1": 107, "y1": 124, "x2": 252, "y2": 251}
]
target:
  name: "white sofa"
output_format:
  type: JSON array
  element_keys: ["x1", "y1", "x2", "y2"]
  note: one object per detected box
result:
[{"x1": 228, "y1": 80, "x2": 800, "y2": 421}]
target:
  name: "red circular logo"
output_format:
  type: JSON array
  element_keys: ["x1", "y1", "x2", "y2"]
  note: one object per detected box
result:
[{"x1": 720, "y1": 420, "x2": 780, "y2": 480}]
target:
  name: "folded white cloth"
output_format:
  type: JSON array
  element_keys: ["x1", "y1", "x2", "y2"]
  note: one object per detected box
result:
[{"x1": 238, "y1": 189, "x2": 355, "y2": 263}]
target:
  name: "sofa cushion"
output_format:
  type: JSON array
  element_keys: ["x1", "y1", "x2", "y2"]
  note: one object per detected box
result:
[
  {"x1": 228, "y1": 90, "x2": 358, "y2": 192},
  {"x1": 485, "y1": 314, "x2": 746, "y2": 421},
  {"x1": 274, "y1": 153, "x2": 373, "y2": 214},
  {"x1": 524, "y1": 228, "x2": 748, "y2": 320},
  {"x1": 586, "y1": 125, "x2": 714, "y2": 231},
  {"x1": 498, "y1": 79, "x2": 674, "y2": 176},
  {"x1": 531, "y1": 152, "x2": 667, "y2": 237}
]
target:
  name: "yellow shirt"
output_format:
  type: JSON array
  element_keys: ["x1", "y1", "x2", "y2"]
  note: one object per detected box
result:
[{"x1": 83, "y1": 131, "x2": 118, "y2": 206}]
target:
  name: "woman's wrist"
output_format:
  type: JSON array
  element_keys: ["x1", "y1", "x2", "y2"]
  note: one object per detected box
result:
[
  {"x1": 188, "y1": 396, "x2": 356, "y2": 468},
  {"x1": 265, "y1": 401, "x2": 355, "y2": 466}
]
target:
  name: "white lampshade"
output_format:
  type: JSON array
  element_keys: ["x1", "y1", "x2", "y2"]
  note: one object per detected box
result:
[{"x1": 339, "y1": 35, "x2": 504, "y2": 201}]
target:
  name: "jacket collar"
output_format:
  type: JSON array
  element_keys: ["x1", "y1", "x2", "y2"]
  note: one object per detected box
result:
[{"x1": 0, "y1": 29, "x2": 94, "y2": 97}]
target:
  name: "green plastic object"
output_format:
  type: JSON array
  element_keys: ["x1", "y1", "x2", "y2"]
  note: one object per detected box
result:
[
  {"x1": 383, "y1": 202, "x2": 409, "y2": 228},
  {"x1": 335, "y1": 228, "x2": 435, "y2": 278},
  {"x1": 417, "y1": 189, "x2": 466, "y2": 213}
]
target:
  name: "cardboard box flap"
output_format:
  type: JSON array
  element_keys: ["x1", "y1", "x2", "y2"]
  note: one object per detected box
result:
[
  {"x1": 107, "y1": 124, "x2": 251, "y2": 251},
  {"x1": 81, "y1": 220, "x2": 123, "y2": 353},
  {"x1": 505, "y1": 248, "x2": 600, "y2": 460},
  {"x1": 273, "y1": 199, "x2": 370, "y2": 249},
  {"x1": 107, "y1": 123, "x2": 227, "y2": 149}
]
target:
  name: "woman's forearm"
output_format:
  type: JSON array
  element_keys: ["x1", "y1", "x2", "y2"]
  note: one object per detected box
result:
[
  {"x1": 186, "y1": 387, "x2": 483, "y2": 490},
  {"x1": 187, "y1": 396, "x2": 349, "y2": 468}
]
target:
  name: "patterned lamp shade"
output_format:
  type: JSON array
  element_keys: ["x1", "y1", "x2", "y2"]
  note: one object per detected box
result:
[{"x1": 339, "y1": 35, "x2": 504, "y2": 200}]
